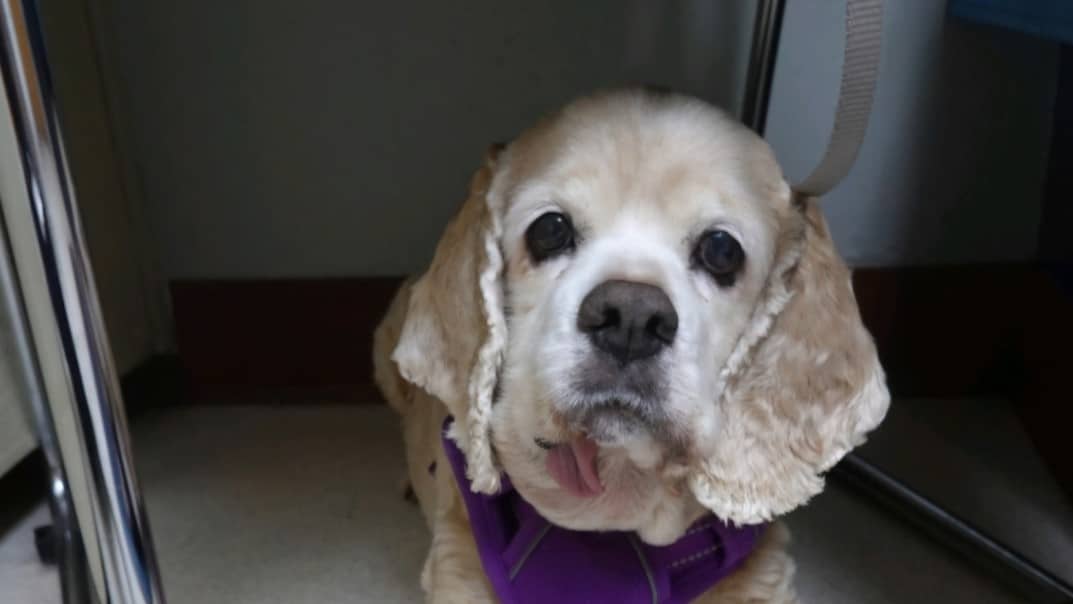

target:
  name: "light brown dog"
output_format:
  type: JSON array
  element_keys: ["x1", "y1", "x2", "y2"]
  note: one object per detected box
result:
[{"x1": 374, "y1": 89, "x2": 889, "y2": 603}]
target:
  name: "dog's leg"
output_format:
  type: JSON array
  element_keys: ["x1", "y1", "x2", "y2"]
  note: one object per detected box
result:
[
  {"x1": 695, "y1": 522, "x2": 799, "y2": 604},
  {"x1": 420, "y1": 481, "x2": 496, "y2": 603}
]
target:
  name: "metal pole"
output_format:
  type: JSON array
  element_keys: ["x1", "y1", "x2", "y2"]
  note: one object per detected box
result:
[
  {"x1": 0, "y1": 0, "x2": 166, "y2": 602},
  {"x1": 0, "y1": 196, "x2": 92, "y2": 604},
  {"x1": 741, "y1": 0, "x2": 786, "y2": 135}
]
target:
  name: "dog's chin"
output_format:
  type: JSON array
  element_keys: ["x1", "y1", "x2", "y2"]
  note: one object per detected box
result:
[
  {"x1": 533, "y1": 403, "x2": 672, "y2": 501},
  {"x1": 510, "y1": 406, "x2": 683, "y2": 538},
  {"x1": 577, "y1": 403, "x2": 650, "y2": 446},
  {"x1": 565, "y1": 397, "x2": 672, "y2": 451}
]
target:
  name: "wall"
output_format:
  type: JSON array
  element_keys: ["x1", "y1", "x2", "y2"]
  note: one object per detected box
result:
[
  {"x1": 766, "y1": 0, "x2": 1057, "y2": 266},
  {"x1": 96, "y1": 1, "x2": 1057, "y2": 278},
  {"x1": 97, "y1": 0, "x2": 753, "y2": 278}
]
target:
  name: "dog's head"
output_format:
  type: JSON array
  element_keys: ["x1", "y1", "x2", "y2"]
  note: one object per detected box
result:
[{"x1": 392, "y1": 89, "x2": 888, "y2": 544}]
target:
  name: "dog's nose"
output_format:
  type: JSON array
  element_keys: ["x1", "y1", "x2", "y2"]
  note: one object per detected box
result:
[{"x1": 577, "y1": 280, "x2": 678, "y2": 364}]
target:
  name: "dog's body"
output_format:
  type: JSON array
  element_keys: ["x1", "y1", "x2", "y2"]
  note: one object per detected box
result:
[{"x1": 374, "y1": 90, "x2": 888, "y2": 603}]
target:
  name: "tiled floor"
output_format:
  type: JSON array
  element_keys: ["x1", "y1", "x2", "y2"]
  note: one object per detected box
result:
[{"x1": 1, "y1": 402, "x2": 1066, "y2": 603}]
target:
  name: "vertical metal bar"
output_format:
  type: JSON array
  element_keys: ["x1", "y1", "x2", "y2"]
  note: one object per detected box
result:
[
  {"x1": 0, "y1": 197, "x2": 92, "y2": 604},
  {"x1": 0, "y1": 0, "x2": 165, "y2": 602},
  {"x1": 741, "y1": 0, "x2": 786, "y2": 135}
]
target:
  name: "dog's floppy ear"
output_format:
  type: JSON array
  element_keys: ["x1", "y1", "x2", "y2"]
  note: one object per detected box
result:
[
  {"x1": 691, "y1": 197, "x2": 889, "y2": 524},
  {"x1": 391, "y1": 144, "x2": 507, "y2": 493}
]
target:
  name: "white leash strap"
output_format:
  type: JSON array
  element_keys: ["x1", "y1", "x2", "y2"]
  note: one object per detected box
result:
[{"x1": 793, "y1": 0, "x2": 883, "y2": 197}]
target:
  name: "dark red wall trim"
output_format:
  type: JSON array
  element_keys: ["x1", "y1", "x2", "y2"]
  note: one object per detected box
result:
[{"x1": 169, "y1": 267, "x2": 1039, "y2": 400}]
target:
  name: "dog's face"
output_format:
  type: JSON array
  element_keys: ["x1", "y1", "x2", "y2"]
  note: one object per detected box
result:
[
  {"x1": 489, "y1": 95, "x2": 790, "y2": 542},
  {"x1": 393, "y1": 90, "x2": 888, "y2": 545}
]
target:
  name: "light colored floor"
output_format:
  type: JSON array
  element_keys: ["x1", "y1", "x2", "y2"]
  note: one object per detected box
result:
[
  {"x1": 1, "y1": 402, "x2": 1062, "y2": 603},
  {"x1": 0, "y1": 504, "x2": 57, "y2": 604}
]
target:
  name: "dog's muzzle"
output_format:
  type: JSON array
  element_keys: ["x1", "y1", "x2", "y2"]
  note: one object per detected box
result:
[{"x1": 569, "y1": 280, "x2": 677, "y2": 439}]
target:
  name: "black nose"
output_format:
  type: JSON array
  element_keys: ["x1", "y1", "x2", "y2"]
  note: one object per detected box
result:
[{"x1": 577, "y1": 280, "x2": 678, "y2": 365}]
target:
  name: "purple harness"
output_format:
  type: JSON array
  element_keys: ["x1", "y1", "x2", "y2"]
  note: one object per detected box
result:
[{"x1": 441, "y1": 418, "x2": 764, "y2": 604}]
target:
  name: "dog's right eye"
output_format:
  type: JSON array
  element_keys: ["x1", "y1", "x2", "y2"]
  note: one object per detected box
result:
[{"x1": 525, "y1": 212, "x2": 575, "y2": 261}]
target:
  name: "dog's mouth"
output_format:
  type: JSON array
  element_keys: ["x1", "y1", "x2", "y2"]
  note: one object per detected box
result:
[
  {"x1": 534, "y1": 393, "x2": 679, "y2": 498},
  {"x1": 539, "y1": 433, "x2": 603, "y2": 498},
  {"x1": 534, "y1": 399, "x2": 652, "y2": 499}
]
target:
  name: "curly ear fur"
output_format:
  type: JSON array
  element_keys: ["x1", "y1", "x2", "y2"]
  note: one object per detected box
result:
[
  {"x1": 389, "y1": 146, "x2": 507, "y2": 493},
  {"x1": 691, "y1": 197, "x2": 890, "y2": 525}
]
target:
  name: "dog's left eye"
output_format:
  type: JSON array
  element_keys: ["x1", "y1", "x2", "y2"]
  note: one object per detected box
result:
[
  {"x1": 694, "y1": 229, "x2": 745, "y2": 285},
  {"x1": 525, "y1": 212, "x2": 575, "y2": 261}
]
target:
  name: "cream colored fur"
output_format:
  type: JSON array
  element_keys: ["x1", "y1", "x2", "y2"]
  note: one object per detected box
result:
[{"x1": 373, "y1": 89, "x2": 888, "y2": 603}]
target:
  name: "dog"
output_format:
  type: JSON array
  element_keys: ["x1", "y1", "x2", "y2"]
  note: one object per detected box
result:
[{"x1": 373, "y1": 88, "x2": 889, "y2": 603}]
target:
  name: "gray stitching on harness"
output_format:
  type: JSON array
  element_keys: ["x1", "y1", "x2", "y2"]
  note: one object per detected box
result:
[
  {"x1": 685, "y1": 523, "x2": 714, "y2": 536},
  {"x1": 509, "y1": 523, "x2": 553, "y2": 581},
  {"x1": 670, "y1": 544, "x2": 722, "y2": 568},
  {"x1": 628, "y1": 534, "x2": 659, "y2": 604}
]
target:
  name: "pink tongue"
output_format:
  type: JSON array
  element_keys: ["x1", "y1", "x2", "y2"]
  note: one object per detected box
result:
[{"x1": 545, "y1": 435, "x2": 603, "y2": 498}]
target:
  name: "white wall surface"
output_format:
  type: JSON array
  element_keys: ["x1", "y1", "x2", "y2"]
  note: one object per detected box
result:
[{"x1": 97, "y1": 0, "x2": 1057, "y2": 278}]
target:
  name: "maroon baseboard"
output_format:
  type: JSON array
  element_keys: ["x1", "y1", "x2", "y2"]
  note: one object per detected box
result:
[
  {"x1": 170, "y1": 277, "x2": 403, "y2": 402},
  {"x1": 169, "y1": 265, "x2": 1043, "y2": 400},
  {"x1": 853, "y1": 264, "x2": 1034, "y2": 397}
]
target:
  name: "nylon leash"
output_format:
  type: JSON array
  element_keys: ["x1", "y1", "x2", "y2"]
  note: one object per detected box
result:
[{"x1": 792, "y1": 0, "x2": 883, "y2": 197}]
